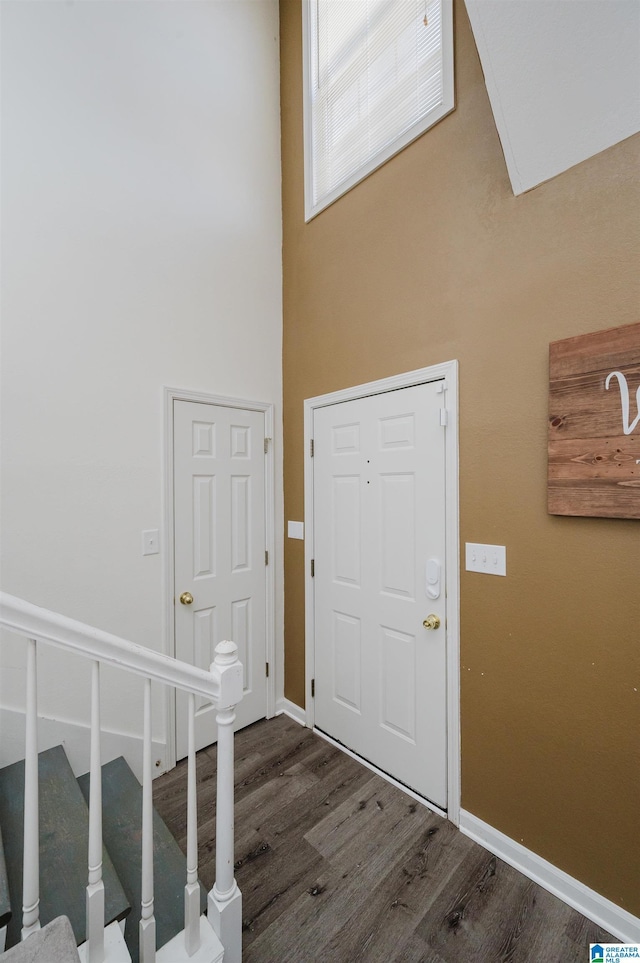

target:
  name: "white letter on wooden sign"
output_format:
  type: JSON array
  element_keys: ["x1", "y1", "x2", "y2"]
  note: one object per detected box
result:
[{"x1": 605, "y1": 371, "x2": 640, "y2": 435}]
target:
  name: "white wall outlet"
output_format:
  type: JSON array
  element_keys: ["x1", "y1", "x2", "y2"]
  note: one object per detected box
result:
[
  {"x1": 465, "y1": 542, "x2": 506, "y2": 576},
  {"x1": 142, "y1": 529, "x2": 160, "y2": 556},
  {"x1": 288, "y1": 520, "x2": 304, "y2": 540}
]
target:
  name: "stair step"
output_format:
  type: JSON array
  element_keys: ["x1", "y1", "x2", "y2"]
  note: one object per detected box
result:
[
  {"x1": 0, "y1": 914, "x2": 80, "y2": 963},
  {"x1": 78, "y1": 757, "x2": 206, "y2": 963},
  {"x1": 0, "y1": 825, "x2": 11, "y2": 930},
  {"x1": 0, "y1": 745, "x2": 130, "y2": 950}
]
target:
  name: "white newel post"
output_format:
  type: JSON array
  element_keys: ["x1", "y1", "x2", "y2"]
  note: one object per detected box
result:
[
  {"x1": 208, "y1": 641, "x2": 243, "y2": 963},
  {"x1": 87, "y1": 660, "x2": 105, "y2": 963},
  {"x1": 184, "y1": 692, "x2": 200, "y2": 956},
  {"x1": 22, "y1": 638, "x2": 40, "y2": 941},
  {"x1": 139, "y1": 678, "x2": 156, "y2": 963}
]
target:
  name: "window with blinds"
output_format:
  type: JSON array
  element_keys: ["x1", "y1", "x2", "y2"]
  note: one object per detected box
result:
[{"x1": 303, "y1": 0, "x2": 454, "y2": 220}]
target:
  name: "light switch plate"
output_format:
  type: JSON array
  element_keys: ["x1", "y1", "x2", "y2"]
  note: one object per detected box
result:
[
  {"x1": 465, "y1": 542, "x2": 506, "y2": 576},
  {"x1": 142, "y1": 530, "x2": 160, "y2": 556},
  {"x1": 288, "y1": 521, "x2": 304, "y2": 540}
]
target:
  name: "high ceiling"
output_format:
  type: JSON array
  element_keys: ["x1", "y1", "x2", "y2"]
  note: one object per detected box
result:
[{"x1": 464, "y1": 0, "x2": 640, "y2": 194}]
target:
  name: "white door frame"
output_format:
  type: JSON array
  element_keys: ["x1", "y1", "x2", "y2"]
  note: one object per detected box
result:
[
  {"x1": 303, "y1": 361, "x2": 460, "y2": 826},
  {"x1": 163, "y1": 386, "x2": 277, "y2": 770}
]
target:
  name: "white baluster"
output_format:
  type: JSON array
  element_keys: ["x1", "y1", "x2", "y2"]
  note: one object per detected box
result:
[
  {"x1": 22, "y1": 639, "x2": 40, "y2": 941},
  {"x1": 86, "y1": 661, "x2": 104, "y2": 963},
  {"x1": 184, "y1": 692, "x2": 200, "y2": 956},
  {"x1": 139, "y1": 678, "x2": 156, "y2": 963},
  {"x1": 208, "y1": 641, "x2": 243, "y2": 963}
]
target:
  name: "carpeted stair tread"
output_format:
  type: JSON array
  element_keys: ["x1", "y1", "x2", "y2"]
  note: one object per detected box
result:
[
  {"x1": 0, "y1": 915, "x2": 79, "y2": 963},
  {"x1": 78, "y1": 756, "x2": 206, "y2": 963},
  {"x1": 0, "y1": 824, "x2": 11, "y2": 929},
  {"x1": 0, "y1": 745, "x2": 130, "y2": 950}
]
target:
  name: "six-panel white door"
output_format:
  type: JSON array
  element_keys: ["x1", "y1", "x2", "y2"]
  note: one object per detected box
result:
[
  {"x1": 174, "y1": 400, "x2": 267, "y2": 758},
  {"x1": 313, "y1": 382, "x2": 448, "y2": 808}
]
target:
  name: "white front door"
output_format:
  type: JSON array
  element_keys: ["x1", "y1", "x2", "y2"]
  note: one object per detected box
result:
[
  {"x1": 173, "y1": 400, "x2": 267, "y2": 758},
  {"x1": 313, "y1": 381, "x2": 448, "y2": 808}
]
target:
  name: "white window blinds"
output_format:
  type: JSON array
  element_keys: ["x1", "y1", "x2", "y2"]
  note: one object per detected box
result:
[{"x1": 303, "y1": 0, "x2": 454, "y2": 220}]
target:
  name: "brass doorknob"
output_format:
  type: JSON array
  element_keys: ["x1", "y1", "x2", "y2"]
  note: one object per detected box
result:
[
  {"x1": 423, "y1": 614, "x2": 441, "y2": 630},
  {"x1": 179, "y1": 592, "x2": 194, "y2": 605}
]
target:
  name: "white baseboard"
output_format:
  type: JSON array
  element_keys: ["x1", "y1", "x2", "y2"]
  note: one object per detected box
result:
[
  {"x1": 275, "y1": 697, "x2": 306, "y2": 726},
  {"x1": 460, "y1": 810, "x2": 640, "y2": 944},
  {"x1": 0, "y1": 706, "x2": 168, "y2": 783}
]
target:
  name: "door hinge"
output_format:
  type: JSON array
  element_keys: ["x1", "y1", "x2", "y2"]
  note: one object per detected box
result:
[
  {"x1": 310, "y1": 558, "x2": 315, "y2": 577},
  {"x1": 310, "y1": 438, "x2": 314, "y2": 457},
  {"x1": 264, "y1": 437, "x2": 270, "y2": 454},
  {"x1": 265, "y1": 550, "x2": 269, "y2": 565},
  {"x1": 439, "y1": 408, "x2": 448, "y2": 427},
  {"x1": 266, "y1": 662, "x2": 270, "y2": 678},
  {"x1": 311, "y1": 678, "x2": 315, "y2": 698}
]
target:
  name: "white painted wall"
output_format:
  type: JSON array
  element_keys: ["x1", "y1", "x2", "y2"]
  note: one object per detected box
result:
[
  {"x1": 465, "y1": 0, "x2": 640, "y2": 194},
  {"x1": 0, "y1": 0, "x2": 283, "y2": 772}
]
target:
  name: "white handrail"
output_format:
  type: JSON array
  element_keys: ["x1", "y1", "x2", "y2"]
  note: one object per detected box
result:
[{"x1": 0, "y1": 593, "x2": 224, "y2": 704}]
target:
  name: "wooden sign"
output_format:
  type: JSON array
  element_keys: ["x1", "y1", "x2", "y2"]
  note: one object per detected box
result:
[{"x1": 548, "y1": 321, "x2": 640, "y2": 519}]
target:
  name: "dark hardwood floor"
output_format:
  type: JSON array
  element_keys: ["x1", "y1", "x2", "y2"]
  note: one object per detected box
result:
[{"x1": 153, "y1": 714, "x2": 613, "y2": 962}]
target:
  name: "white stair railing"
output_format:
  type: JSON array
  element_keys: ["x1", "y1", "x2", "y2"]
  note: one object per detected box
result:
[
  {"x1": 0, "y1": 592, "x2": 244, "y2": 963},
  {"x1": 140, "y1": 677, "x2": 156, "y2": 963},
  {"x1": 208, "y1": 642, "x2": 243, "y2": 963},
  {"x1": 184, "y1": 693, "x2": 200, "y2": 956},
  {"x1": 87, "y1": 660, "x2": 105, "y2": 963},
  {"x1": 21, "y1": 638, "x2": 40, "y2": 942}
]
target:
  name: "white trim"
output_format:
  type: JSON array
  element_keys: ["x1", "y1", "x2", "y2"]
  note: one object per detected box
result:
[
  {"x1": 460, "y1": 811, "x2": 640, "y2": 944},
  {"x1": 303, "y1": 361, "x2": 460, "y2": 825},
  {"x1": 314, "y1": 728, "x2": 447, "y2": 819},
  {"x1": 276, "y1": 698, "x2": 306, "y2": 727},
  {"x1": 163, "y1": 387, "x2": 277, "y2": 771},
  {"x1": 302, "y1": 0, "x2": 455, "y2": 221}
]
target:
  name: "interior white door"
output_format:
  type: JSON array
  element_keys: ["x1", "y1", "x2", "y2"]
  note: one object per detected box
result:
[
  {"x1": 313, "y1": 381, "x2": 447, "y2": 808},
  {"x1": 174, "y1": 400, "x2": 267, "y2": 758}
]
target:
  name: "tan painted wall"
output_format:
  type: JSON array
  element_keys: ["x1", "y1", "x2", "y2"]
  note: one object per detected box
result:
[{"x1": 280, "y1": 0, "x2": 640, "y2": 915}]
